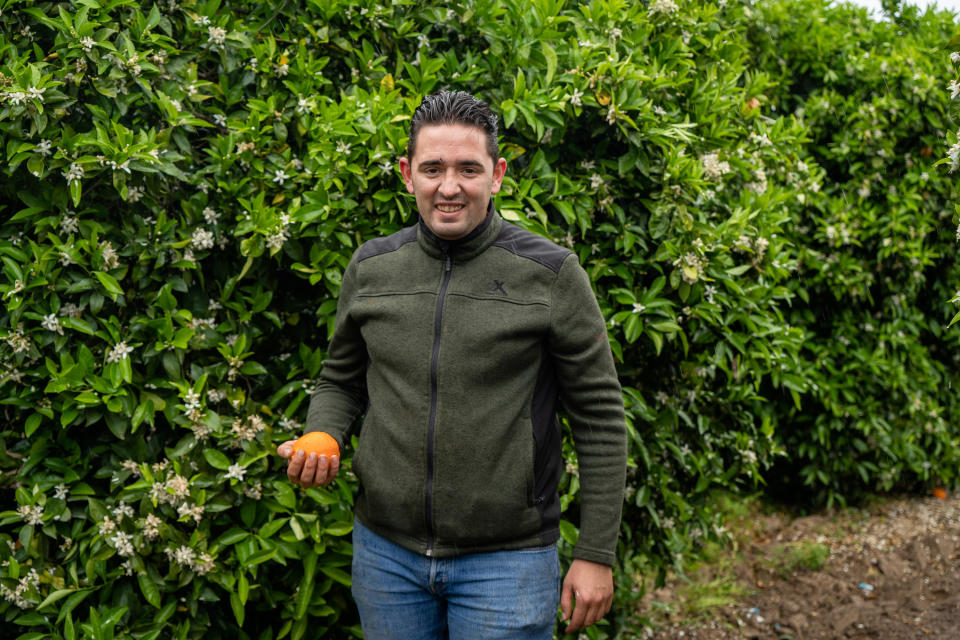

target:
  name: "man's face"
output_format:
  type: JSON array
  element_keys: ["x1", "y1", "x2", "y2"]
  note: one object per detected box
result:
[{"x1": 399, "y1": 124, "x2": 507, "y2": 241}]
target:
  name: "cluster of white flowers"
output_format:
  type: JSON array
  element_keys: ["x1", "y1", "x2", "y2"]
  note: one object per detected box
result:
[
  {"x1": 41, "y1": 313, "x2": 63, "y2": 335},
  {"x1": 143, "y1": 513, "x2": 163, "y2": 540},
  {"x1": 106, "y1": 341, "x2": 134, "y2": 363},
  {"x1": 1, "y1": 568, "x2": 40, "y2": 608},
  {"x1": 111, "y1": 503, "x2": 135, "y2": 521},
  {"x1": 745, "y1": 168, "x2": 768, "y2": 195},
  {"x1": 165, "y1": 545, "x2": 215, "y2": 575},
  {"x1": 62, "y1": 162, "x2": 84, "y2": 184},
  {"x1": 648, "y1": 0, "x2": 679, "y2": 15},
  {"x1": 59, "y1": 214, "x2": 78, "y2": 235},
  {"x1": 266, "y1": 212, "x2": 292, "y2": 251},
  {"x1": 278, "y1": 415, "x2": 301, "y2": 430},
  {"x1": 701, "y1": 152, "x2": 731, "y2": 181},
  {"x1": 225, "y1": 463, "x2": 246, "y2": 481},
  {"x1": 177, "y1": 501, "x2": 205, "y2": 522},
  {"x1": 99, "y1": 516, "x2": 117, "y2": 536},
  {"x1": 243, "y1": 481, "x2": 263, "y2": 500},
  {"x1": 36, "y1": 139, "x2": 52, "y2": 156},
  {"x1": 17, "y1": 504, "x2": 44, "y2": 526},
  {"x1": 673, "y1": 252, "x2": 706, "y2": 284},
  {"x1": 100, "y1": 241, "x2": 119, "y2": 269},
  {"x1": 191, "y1": 227, "x2": 215, "y2": 250},
  {"x1": 589, "y1": 173, "x2": 604, "y2": 189},
  {"x1": 150, "y1": 473, "x2": 191, "y2": 506},
  {"x1": 110, "y1": 531, "x2": 135, "y2": 556},
  {"x1": 5, "y1": 325, "x2": 30, "y2": 353},
  {"x1": 126, "y1": 185, "x2": 144, "y2": 202},
  {"x1": 231, "y1": 414, "x2": 267, "y2": 441},
  {"x1": 949, "y1": 79, "x2": 960, "y2": 100},
  {"x1": 208, "y1": 26, "x2": 227, "y2": 45},
  {"x1": 2, "y1": 86, "x2": 46, "y2": 105}
]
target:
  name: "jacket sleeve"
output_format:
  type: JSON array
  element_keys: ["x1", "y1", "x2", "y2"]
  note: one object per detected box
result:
[
  {"x1": 549, "y1": 254, "x2": 627, "y2": 567},
  {"x1": 304, "y1": 255, "x2": 368, "y2": 450}
]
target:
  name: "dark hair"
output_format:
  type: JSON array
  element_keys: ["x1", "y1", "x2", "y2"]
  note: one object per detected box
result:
[{"x1": 408, "y1": 90, "x2": 499, "y2": 162}]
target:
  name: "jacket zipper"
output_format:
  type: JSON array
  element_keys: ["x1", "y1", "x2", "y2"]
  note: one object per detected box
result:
[{"x1": 425, "y1": 250, "x2": 452, "y2": 556}]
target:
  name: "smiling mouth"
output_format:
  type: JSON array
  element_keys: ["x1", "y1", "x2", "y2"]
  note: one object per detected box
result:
[{"x1": 435, "y1": 203, "x2": 465, "y2": 213}]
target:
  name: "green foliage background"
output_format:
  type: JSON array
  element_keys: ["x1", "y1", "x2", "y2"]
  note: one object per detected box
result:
[{"x1": 0, "y1": 0, "x2": 957, "y2": 638}]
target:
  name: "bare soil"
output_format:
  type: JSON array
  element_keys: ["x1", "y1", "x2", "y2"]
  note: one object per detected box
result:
[{"x1": 639, "y1": 494, "x2": 960, "y2": 639}]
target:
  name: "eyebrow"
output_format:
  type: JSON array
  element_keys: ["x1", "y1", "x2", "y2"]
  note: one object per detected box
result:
[{"x1": 418, "y1": 159, "x2": 485, "y2": 169}]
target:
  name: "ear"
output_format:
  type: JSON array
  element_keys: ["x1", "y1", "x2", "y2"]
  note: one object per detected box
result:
[
  {"x1": 398, "y1": 157, "x2": 415, "y2": 194},
  {"x1": 490, "y1": 157, "x2": 507, "y2": 195}
]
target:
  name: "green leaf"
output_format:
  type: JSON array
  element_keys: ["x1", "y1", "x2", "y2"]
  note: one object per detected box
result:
[
  {"x1": 542, "y1": 42, "x2": 557, "y2": 86},
  {"x1": 319, "y1": 565, "x2": 352, "y2": 587},
  {"x1": 558, "y1": 520, "x2": 579, "y2": 546},
  {"x1": 24, "y1": 413, "x2": 42, "y2": 438},
  {"x1": 138, "y1": 573, "x2": 162, "y2": 608},
  {"x1": 203, "y1": 449, "x2": 232, "y2": 471},
  {"x1": 94, "y1": 271, "x2": 123, "y2": 299},
  {"x1": 36, "y1": 588, "x2": 76, "y2": 612}
]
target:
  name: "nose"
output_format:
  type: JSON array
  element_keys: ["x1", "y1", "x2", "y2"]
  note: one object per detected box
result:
[{"x1": 438, "y1": 169, "x2": 460, "y2": 198}]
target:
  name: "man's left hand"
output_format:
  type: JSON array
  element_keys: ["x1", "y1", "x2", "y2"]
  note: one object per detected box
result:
[{"x1": 560, "y1": 558, "x2": 614, "y2": 633}]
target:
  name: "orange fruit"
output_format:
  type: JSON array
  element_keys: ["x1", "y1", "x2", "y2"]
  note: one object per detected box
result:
[
  {"x1": 933, "y1": 487, "x2": 947, "y2": 500},
  {"x1": 292, "y1": 432, "x2": 339, "y2": 459}
]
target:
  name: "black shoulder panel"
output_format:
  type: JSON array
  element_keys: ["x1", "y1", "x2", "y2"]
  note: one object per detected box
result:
[
  {"x1": 491, "y1": 221, "x2": 572, "y2": 274},
  {"x1": 355, "y1": 225, "x2": 418, "y2": 263}
]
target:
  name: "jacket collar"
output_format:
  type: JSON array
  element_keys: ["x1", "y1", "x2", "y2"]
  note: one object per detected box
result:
[{"x1": 416, "y1": 199, "x2": 502, "y2": 262}]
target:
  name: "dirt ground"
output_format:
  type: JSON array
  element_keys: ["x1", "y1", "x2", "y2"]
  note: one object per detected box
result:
[{"x1": 640, "y1": 494, "x2": 960, "y2": 639}]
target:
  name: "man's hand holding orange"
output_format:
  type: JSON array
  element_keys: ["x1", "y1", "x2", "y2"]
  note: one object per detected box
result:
[{"x1": 277, "y1": 431, "x2": 340, "y2": 488}]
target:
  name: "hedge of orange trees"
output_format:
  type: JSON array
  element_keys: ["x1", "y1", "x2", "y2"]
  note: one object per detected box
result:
[{"x1": 1, "y1": 1, "x2": 958, "y2": 638}]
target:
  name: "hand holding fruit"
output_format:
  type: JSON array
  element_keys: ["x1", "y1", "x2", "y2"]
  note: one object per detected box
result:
[{"x1": 278, "y1": 431, "x2": 341, "y2": 488}]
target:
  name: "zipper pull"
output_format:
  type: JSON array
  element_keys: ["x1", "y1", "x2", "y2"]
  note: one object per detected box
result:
[{"x1": 444, "y1": 253, "x2": 452, "y2": 273}]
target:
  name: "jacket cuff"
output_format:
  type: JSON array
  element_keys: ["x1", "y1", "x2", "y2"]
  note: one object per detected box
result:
[{"x1": 572, "y1": 544, "x2": 615, "y2": 567}]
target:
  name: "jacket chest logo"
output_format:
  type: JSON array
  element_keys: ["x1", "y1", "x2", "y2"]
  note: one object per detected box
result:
[{"x1": 489, "y1": 280, "x2": 508, "y2": 296}]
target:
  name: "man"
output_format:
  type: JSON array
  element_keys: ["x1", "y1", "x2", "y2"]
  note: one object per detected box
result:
[{"x1": 278, "y1": 91, "x2": 627, "y2": 639}]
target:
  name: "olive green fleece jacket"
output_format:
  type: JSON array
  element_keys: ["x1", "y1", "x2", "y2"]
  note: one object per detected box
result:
[{"x1": 305, "y1": 207, "x2": 627, "y2": 566}]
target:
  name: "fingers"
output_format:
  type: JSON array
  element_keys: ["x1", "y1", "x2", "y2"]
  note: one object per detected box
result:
[
  {"x1": 285, "y1": 450, "x2": 340, "y2": 488},
  {"x1": 564, "y1": 588, "x2": 611, "y2": 633},
  {"x1": 277, "y1": 439, "x2": 297, "y2": 459}
]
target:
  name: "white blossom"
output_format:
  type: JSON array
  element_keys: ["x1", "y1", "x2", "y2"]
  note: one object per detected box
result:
[
  {"x1": 952, "y1": 52, "x2": 960, "y2": 64},
  {"x1": 207, "y1": 26, "x2": 227, "y2": 45},
  {"x1": 649, "y1": 0, "x2": 679, "y2": 16},
  {"x1": 107, "y1": 341, "x2": 134, "y2": 363},
  {"x1": 265, "y1": 228, "x2": 289, "y2": 251},
  {"x1": 173, "y1": 545, "x2": 196, "y2": 567},
  {"x1": 202, "y1": 207, "x2": 220, "y2": 224},
  {"x1": 17, "y1": 504, "x2": 43, "y2": 526},
  {"x1": 60, "y1": 214, "x2": 79, "y2": 235},
  {"x1": 191, "y1": 227, "x2": 215, "y2": 250},
  {"x1": 54, "y1": 484, "x2": 68, "y2": 500},
  {"x1": 36, "y1": 139, "x2": 52, "y2": 156},
  {"x1": 273, "y1": 169, "x2": 290, "y2": 184},
  {"x1": 101, "y1": 241, "x2": 119, "y2": 269},
  {"x1": 98, "y1": 516, "x2": 116, "y2": 536},
  {"x1": 632, "y1": 302, "x2": 646, "y2": 314},
  {"x1": 41, "y1": 313, "x2": 63, "y2": 335},
  {"x1": 701, "y1": 153, "x2": 730, "y2": 180},
  {"x1": 110, "y1": 531, "x2": 135, "y2": 556},
  {"x1": 589, "y1": 173, "x2": 604, "y2": 189},
  {"x1": 80, "y1": 36, "x2": 96, "y2": 51},
  {"x1": 194, "y1": 552, "x2": 215, "y2": 575},
  {"x1": 62, "y1": 163, "x2": 84, "y2": 184},
  {"x1": 569, "y1": 88, "x2": 583, "y2": 107},
  {"x1": 949, "y1": 79, "x2": 960, "y2": 100},
  {"x1": 225, "y1": 463, "x2": 246, "y2": 481},
  {"x1": 143, "y1": 513, "x2": 162, "y2": 540}
]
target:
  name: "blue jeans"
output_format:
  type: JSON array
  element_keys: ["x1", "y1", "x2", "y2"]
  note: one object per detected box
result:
[{"x1": 351, "y1": 519, "x2": 561, "y2": 639}]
